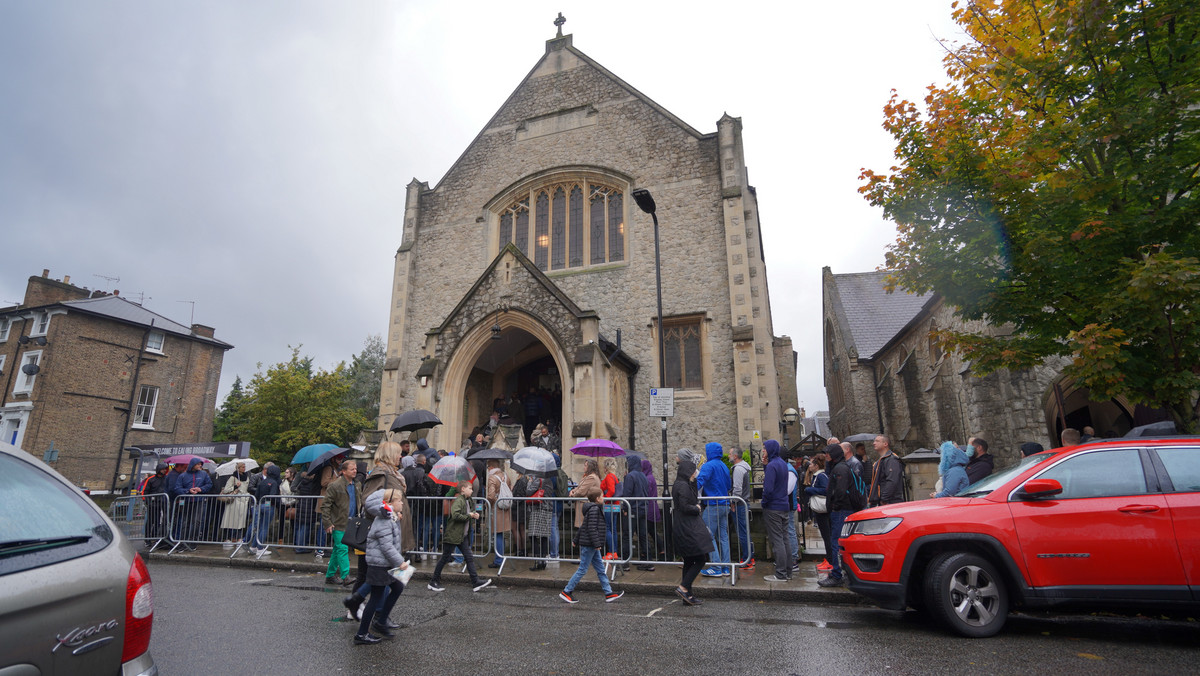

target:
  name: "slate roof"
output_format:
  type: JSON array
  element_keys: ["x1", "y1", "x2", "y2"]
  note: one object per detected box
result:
[
  {"x1": 831, "y1": 271, "x2": 933, "y2": 361},
  {"x1": 60, "y1": 296, "x2": 233, "y2": 349}
]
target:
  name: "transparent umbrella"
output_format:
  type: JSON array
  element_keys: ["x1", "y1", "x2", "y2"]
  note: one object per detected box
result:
[
  {"x1": 427, "y1": 456, "x2": 477, "y2": 487},
  {"x1": 511, "y1": 446, "x2": 557, "y2": 478}
]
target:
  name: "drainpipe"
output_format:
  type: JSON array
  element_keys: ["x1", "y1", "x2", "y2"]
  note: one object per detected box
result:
[
  {"x1": 871, "y1": 360, "x2": 886, "y2": 436},
  {"x1": 112, "y1": 320, "x2": 152, "y2": 493}
]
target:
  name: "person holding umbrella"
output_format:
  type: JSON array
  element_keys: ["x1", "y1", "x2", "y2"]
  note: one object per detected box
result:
[
  {"x1": 218, "y1": 461, "x2": 251, "y2": 547},
  {"x1": 569, "y1": 459, "x2": 602, "y2": 533},
  {"x1": 485, "y1": 458, "x2": 513, "y2": 568}
]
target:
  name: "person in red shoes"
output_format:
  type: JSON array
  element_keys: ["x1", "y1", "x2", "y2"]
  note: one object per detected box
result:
[{"x1": 803, "y1": 455, "x2": 834, "y2": 572}]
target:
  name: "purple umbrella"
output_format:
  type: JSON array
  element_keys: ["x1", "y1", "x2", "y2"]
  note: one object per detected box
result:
[{"x1": 568, "y1": 439, "x2": 626, "y2": 457}]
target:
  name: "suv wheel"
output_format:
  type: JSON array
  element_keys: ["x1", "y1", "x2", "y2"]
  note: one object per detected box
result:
[{"x1": 923, "y1": 551, "x2": 1008, "y2": 638}]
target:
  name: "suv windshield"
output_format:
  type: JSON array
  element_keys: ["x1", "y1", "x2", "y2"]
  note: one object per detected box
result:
[
  {"x1": 0, "y1": 453, "x2": 112, "y2": 575},
  {"x1": 957, "y1": 453, "x2": 1054, "y2": 498}
]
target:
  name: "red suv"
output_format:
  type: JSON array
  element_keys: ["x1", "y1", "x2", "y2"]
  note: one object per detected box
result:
[{"x1": 839, "y1": 437, "x2": 1199, "y2": 637}]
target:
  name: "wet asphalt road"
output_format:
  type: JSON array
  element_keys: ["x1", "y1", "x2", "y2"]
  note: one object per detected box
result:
[{"x1": 148, "y1": 560, "x2": 1198, "y2": 675}]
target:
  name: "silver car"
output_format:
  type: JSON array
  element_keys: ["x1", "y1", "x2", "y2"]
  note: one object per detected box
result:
[{"x1": 0, "y1": 440, "x2": 157, "y2": 675}]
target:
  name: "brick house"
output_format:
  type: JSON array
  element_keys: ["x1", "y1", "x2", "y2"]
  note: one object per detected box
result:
[
  {"x1": 379, "y1": 30, "x2": 798, "y2": 474},
  {"x1": 0, "y1": 270, "x2": 232, "y2": 491}
]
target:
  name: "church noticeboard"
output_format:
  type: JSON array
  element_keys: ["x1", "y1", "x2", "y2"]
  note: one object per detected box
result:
[{"x1": 648, "y1": 388, "x2": 674, "y2": 418}]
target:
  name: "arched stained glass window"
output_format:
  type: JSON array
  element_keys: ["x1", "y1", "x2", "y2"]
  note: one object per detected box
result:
[
  {"x1": 498, "y1": 178, "x2": 626, "y2": 271},
  {"x1": 551, "y1": 187, "x2": 566, "y2": 270},
  {"x1": 534, "y1": 191, "x2": 550, "y2": 270}
]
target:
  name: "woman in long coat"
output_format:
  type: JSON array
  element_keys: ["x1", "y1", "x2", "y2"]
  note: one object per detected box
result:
[
  {"x1": 524, "y1": 475, "x2": 553, "y2": 570},
  {"x1": 363, "y1": 441, "x2": 408, "y2": 515},
  {"x1": 569, "y1": 459, "x2": 601, "y2": 528},
  {"x1": 486, "y1": 459, "x2": 512, "y2": 567},
  {"x1": 219, "y1": 463, "x2": 251, "y2": 544},
  {"x1": 671, "y1": 449, "x2": 715, "y2": 606}
]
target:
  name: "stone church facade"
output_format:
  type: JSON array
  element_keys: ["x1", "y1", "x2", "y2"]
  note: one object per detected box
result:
[
  {"x1": 379, "y1": 31, "x2": 797, "y2": 474},
  {"x1": 822, "y1": 267, "x2": 1141, "y2": 467}
]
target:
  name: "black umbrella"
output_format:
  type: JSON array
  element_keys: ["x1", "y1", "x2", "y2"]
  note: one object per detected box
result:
[
  {"x1": 390, "y1": 409, "x2": 442, "y2": 433},
  {"x1": 467, "y1": 447, "x2": 514, "y2": 461},
  {"x1": 843, "y1": 433, "x2": 879, "y2": 443},
  {"x1": 308, "y1": 447, "x2": 350, "y2": 474}
]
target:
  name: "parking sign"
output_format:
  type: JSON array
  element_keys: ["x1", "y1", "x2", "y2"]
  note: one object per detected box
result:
[{"x1": 648, "y1": 388, "x2": 674, "y2": 417}]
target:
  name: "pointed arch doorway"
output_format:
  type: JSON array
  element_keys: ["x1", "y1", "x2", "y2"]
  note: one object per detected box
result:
[
  {"x1": 1044, "y1": 377, "x2": 1134, "y2": 445},
  {"x1": 437, "y1": 310, "x2": 571, "y2": 451}
]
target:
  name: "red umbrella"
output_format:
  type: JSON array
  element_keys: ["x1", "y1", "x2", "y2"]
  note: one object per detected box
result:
[{"x1": 427, "y1": 456, "x2": 476, "y2": 487}]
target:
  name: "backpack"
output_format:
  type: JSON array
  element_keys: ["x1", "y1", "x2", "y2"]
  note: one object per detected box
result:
[
  {"x1": 555, "y1": 469, "x2": 570, "y2": 498},
  {"x1": 295, "y1": 473, "x2": 320, "y2": 497},
  {"x1": 495, "y1": 475, "x2": 513, "y2": 510},
  {"x1": 847, "y1": 469, "x2": 868, "y2": 512}
]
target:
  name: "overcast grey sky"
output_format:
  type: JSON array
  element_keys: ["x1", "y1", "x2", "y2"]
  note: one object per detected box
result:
[{"x1": 0, "y1": 0, "x2": 961, "y2": 419}]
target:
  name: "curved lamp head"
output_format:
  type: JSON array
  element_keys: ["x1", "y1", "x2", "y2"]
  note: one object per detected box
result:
[
  {"x1": 783, "y1": 407, "x2": 799, "y2": 424},
  {"x1": 631, "y1": 189, "x2": 656, "y2": 215}
]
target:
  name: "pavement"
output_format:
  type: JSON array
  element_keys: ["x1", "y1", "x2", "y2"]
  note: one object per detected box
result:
[{"x1": 145, "y1": 524, "x2": 862, "y2": 605}]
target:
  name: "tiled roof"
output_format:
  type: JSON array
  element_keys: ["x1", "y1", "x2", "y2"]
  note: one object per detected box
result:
[
  {"x1": 61, "y1": 296, "x2": 233, "y2": 348},
  {"x1": 832, "y1": 271, "x2": 932, "y2": 360}
]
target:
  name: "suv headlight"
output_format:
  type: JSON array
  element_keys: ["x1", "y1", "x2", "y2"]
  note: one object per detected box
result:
[{"x1": 842, "y1": 517, "x2": 902, "y2": 538}]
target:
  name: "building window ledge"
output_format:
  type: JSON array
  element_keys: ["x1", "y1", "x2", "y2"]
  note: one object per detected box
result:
[{"x1": 131, "y1": 423, "x2": 155, "y2": 431}]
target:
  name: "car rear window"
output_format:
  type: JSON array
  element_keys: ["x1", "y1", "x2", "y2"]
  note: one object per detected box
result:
[
  {"x1": 1156, "y1": 446, "x2": 1200, "y2": 492},
  {"x1": 0, "y1": 454, "x2": 113, "y2": 576}
]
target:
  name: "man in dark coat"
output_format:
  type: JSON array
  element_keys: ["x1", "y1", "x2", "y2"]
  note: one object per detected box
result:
[
  {"x1": 867, "y1": 434, "x2": 906, "y2": 506},
  {"x1": 965, "y1": 438, "x2": 995, "y2": 484},
  {"x1": 760, "y1": 439, "x2": 792, "y2": 583},
  {"x1": 143, "y1": 462, "x2": 171, "y2": 541},
  {"x1": 819, "y1": 444, "x2": 855, "y2": 587}
]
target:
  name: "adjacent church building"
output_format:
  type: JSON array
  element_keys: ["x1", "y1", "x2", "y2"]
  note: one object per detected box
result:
[
  {"x1": 820, "y1": 267, "x2": 1169, "y2": 465},
  {"x1": 379, "y1": 28, "x2": 797, "y2": 472}
]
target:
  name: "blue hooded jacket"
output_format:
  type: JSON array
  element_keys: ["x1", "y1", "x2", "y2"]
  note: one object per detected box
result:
[
  {"x1": 934, "y1": 441, "x2": 970, "y2": 498},
  {"x1": 172, "y1": 459, "x2": 212, "y2": 498},
  {"x1": 761, "y1": 439, "x2": 790, "y2": 511},
  {"x1": 621, "y1": 454, "x2": 650, "y2": 516},
  {"x1": 695, "y1": 442, "x2": 731, "y2": 505}
]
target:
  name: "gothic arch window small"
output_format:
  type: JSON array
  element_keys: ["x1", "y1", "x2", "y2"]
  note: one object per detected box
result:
[
  {"x1": 928, "y1": 321, "x2": 943, "y2": 366},
  {"x1": 497, "y1": 177, "x2": 626, "y2": 271}
]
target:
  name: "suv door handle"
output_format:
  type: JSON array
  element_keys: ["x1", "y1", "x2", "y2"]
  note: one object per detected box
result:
[{"x1": 1117, "y1": 505, "x2": 1160, "y2": 514}]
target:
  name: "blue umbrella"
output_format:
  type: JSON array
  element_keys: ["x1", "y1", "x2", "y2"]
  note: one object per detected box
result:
[{"x1": 291, "y1": 443, "x2": 339, "y2": 465}]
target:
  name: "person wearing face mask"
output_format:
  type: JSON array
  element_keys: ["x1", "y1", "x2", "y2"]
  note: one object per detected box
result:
[{"x1": 671, "y1": 448, "x2": 715, "y2": 606}]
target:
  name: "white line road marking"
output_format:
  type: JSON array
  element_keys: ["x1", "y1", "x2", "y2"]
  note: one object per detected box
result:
[
  {"x1": 646, "y1": 605, "x2": 668, "y2": 617},
  {"x1": 242, "y1": 578, "x2": 274, "y2": 584}
]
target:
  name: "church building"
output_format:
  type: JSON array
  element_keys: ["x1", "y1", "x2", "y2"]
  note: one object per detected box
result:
[{"x1": 379, "y1": 24, "x2": 797, "y2": 473}]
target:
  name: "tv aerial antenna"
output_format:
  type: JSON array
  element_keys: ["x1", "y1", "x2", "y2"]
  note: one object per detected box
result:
[
  {"x1": 176, "y1": 300, "x2": 196, "y2": 324},
  {"x1": 93, "y1": 273, "x2": 120, "y2": 292}
]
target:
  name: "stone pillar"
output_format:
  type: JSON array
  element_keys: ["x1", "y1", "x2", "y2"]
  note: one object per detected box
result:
[{"x1": 380, "y1": 178, "x2": 427, "y2": 429}]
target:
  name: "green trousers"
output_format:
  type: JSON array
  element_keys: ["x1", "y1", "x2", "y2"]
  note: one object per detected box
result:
[{"x1": 327, "y1": 530, "x2": 349, "y2": 578}]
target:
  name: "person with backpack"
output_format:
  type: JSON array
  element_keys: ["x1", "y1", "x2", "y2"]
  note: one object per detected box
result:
[
  {"x1": 760, "y1": 439, "x2": 793, "y2": 583},
  {"x1": 486, "y1": 458, "x2": 512, "y2": 568},
  {"x1": 819, "y1": 444, "x2": 865, "y2": 587}
]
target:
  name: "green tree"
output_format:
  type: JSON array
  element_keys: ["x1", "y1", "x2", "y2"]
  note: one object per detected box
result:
[
  {"x1": 212, "y1": 376, "x2": 245, "y2": 442},
  {"x1": 860, "y1": 0, "x2": 1200, "y2": 430},
  {"x1": 229, "y1": 347, "x2": 371, "y2": 467},
  {"x1": 344, "y1": 334, "x2": 385, "y2": 425}
]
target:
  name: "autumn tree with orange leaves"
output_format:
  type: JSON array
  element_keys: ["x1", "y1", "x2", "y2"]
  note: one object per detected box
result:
[{"x1": 861, "y1": 0, "x2": 1200, "y2": 431}]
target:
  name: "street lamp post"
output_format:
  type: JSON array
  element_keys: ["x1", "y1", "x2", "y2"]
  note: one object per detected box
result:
[
  {"x1": 632, "y1": 188, "x2": 669, "y2": 496},
  {"x1": 780, "y1": 407, "x2": 799, "y2": 453}
]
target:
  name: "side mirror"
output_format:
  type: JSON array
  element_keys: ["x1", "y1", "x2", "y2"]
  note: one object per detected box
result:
[{"x1": 1017, "y1": 478, "x2": 1063, "y2": 500}]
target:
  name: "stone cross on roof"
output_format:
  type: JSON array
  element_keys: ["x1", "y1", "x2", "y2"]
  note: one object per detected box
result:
[{"x1": 554, "y1": 12, "x2": 566, "y2": 38}]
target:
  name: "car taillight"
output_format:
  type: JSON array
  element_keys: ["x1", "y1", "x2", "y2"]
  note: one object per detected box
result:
[{"x1": 121, "y1": 553, "x2": 153, "y2": 663}]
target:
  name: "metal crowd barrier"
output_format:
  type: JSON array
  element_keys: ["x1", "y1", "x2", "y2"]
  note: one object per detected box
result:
[
  {"x1": 405, "y1": 495, "x2": 492, "y2": 569},
  {"x1": 485, "y1": 496, "x2": 633, "y2": 578},
  {"x1": 617, "y1": 496, "x2": 752, "y2": 586},
  {"x1": 166, "y1": 494, "x2": 258, "y2": 556},
  {"x1": 252, "y1": 495, "x2": 332, "y2": 560},
  {"x1": 108, "y1": 493, "x2": 171, "y2": 552}
]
